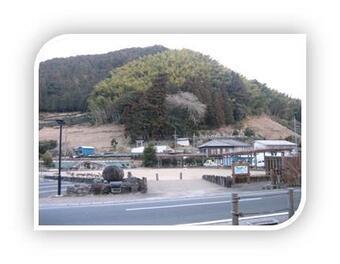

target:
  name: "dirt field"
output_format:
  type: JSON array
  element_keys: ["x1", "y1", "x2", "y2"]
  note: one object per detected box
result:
[
  {"x1": 124, "y1": 167, "x2": 265, "y2": 180},
  {"x1": 42, "y1": 167, "x2": 265, "y2": 180},
  {"x1": 39, "y1": 123, "x2": 129, "y2": 152}
]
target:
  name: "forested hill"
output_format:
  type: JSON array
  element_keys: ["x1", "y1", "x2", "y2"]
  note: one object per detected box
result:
[
  {"x1": 39, "y1": 45, "x2": 168, "y2": 112},
  {"x1": 88, "y1": 49, "x2": 301, "y2": 142}
]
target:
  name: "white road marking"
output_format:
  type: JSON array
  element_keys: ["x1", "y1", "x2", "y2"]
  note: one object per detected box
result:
[
  {"x1": 39, "y1": 189, "x2": 68, "y2": 194},
  {"x1": 125, "y1": 197, "x2": 262, "y2": 211},
  {"x1": 39, "y1": 184, "x2": 74, "y2": 190},
  {"x1": 39, "y1": 194, "x2": 231, "y2": 210},
  {"x1": 179, "y1": 212, "x2": 289, "y2": 226}
]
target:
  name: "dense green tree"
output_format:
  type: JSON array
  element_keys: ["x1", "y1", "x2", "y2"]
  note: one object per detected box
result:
[
  {"x1": 142, "y1": 144, "x2": 157, "y2": 167},
  {"x1": 142, "y1": 73, "x2": 168, "y2": 140},
  {"x1": 39, "y1": 45, "x2": 168, "y2": 112}
]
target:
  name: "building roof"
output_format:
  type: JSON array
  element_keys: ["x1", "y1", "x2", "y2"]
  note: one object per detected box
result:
[
  {"x1": 198, "y1": 139, "x2": 250, "y2": 148},
  {"x1": 78, "y1": 146, "x2": 95, "y2": 149},
  {"x1": 254, "y1": 140, "x2": 297, "y2": 146}
]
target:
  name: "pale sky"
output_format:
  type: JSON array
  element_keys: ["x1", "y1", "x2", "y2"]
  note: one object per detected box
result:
[{"x1": 36, "y1": 34, "x2": 306, "y2": 99}]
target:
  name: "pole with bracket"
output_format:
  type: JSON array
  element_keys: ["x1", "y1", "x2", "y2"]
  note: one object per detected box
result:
[{"x1": 56, "y1": 119, "x2": 65, "y2": 196}]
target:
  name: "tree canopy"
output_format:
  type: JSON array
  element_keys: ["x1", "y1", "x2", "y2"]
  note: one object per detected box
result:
[
  {"x1": 87, "y1": 49, "x2": 301, "y2": 141},
  {"x1": 39, "y1": 45, "x2": 168, "y2": 112}
]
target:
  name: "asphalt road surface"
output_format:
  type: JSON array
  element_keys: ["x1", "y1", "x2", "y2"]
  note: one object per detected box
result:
[
  {"x1": 39, "y1": 179, "x2": 74, "y2": 198},
  {"x1": 39, "y1": 188, "x2": 301, "y2": 225}
]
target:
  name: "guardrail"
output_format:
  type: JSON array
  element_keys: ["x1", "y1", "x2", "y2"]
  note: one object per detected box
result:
[{"x1": 231, "y1": 188, "x2": 296, "y2": 225}]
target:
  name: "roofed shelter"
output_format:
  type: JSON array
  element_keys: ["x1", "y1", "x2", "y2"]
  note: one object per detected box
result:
[{"x1": 198, "y1": 139, "x2": 251, "y2": 156}]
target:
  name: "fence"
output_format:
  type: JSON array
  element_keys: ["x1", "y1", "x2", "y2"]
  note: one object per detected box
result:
[
  {"x1": 265, "y1": 156, "x2": 301, "y2": 186},
  {"x1": 202, "y1": 174, "x2": 270, "y2": 186},
  {"x1": 202, "y1": 175, "x2": 233, "y2": 187},
  {"x1": 231, "y1": 188, "x2": 296, "y2": 225}
]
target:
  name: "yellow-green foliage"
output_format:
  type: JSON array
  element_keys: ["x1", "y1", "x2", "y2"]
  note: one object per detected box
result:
[
  {"x1": 88, "y1": 48, "x2": 301, "y2": 140},
  {"x1": 89, "y1": 49, "x2": 227, "y2": 106}
]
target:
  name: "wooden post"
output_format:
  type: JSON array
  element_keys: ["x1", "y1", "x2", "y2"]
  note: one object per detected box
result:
[
  {"x1": 141, "y1": 177, "x2": 147, "y2": 193},
  {"x1": 288, "y1": 188, "x2": 294, "y2": 218},
  {"x1": 156, "y1": 173, "x2": 159, "y2": 181},
  {"x1": 255, "y1": 152, "x2": 257, "y2": 170},
  {"x1": 232, "y1": 193, "x2": 239, "y2": 225}
]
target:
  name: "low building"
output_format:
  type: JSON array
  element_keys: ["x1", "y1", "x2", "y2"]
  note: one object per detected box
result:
[
  {"x1": 253, "y1": 140, "x2": 298, "y2": 167},
  {"x1": 198, "y1": 139, "x2": 250, "y2": 156},
  {"x1": 176, "y1": 138, "x2": 190, "y2": 146},
  {"x1": 131, "y1": 145, "x2": 174, "y2": 155},
  {"x1": 254, "y1": 140, "x2": 297, "y2": 151}
]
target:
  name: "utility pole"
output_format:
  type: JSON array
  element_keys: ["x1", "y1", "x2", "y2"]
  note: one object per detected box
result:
[
  {"x1": 293, "y1": 115, "x2": 298, "y2": 153},
  {"x1": 56, "y1": 119, "x2": 65, "y2": 196},
  {"x1": 173, "y1": 128, "x2": 177, "y2": 150}
]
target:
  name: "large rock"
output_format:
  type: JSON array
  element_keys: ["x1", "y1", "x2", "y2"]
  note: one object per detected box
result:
[{"x1": 102, "y1": 165, "x2": 124, "y2": 182}]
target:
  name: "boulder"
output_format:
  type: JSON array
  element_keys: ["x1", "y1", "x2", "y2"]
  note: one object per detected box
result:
[{"x1": 102, "y1": 165, "x2": 124, "y2": 182}]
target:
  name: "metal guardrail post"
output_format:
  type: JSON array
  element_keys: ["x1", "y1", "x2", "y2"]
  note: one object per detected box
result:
[
  {"x1": 232, "y1": 193, "x2": 240, "y2": 225},
  {"x1": 288, "y1": 188, "x2": 295, "y2": 218},
  {"x1": 156, "y1": 173, "x2": 159, "y2": 181}
]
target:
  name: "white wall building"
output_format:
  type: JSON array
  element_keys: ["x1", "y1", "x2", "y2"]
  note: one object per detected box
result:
[
  {"x1": 176, "y1": 138, "x2": 190, "y2": 146},
  {"x1": 131, "y1": 145, "x2": 174, "y2": 154},
  {"x1": 253, "y1": 140, "x2": 298, "y2": 167},
  {"x1": 254, "y1": 140, "x2": 297, "y2": 150}
]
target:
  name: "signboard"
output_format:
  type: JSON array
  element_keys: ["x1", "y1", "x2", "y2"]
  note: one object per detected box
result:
[
  {"x1": 234, "y1": 165, "x2": 249, "y2": 175},
  {"x1": 232, "y1": 163, "x2": 250, "y2": 183}
]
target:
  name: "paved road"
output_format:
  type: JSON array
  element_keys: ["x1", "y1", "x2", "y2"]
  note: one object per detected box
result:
[
  {"x1": 39, "y1": 188, "x2": 301, "y2": 225},
  {"x1": 39, "y1": 179, "x2": 74, "y2": 198}
]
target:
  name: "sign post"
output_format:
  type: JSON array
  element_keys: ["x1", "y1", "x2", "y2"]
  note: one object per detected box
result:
[{"x1": 232, "y1": 163, "x2": 250, "y2": 183}]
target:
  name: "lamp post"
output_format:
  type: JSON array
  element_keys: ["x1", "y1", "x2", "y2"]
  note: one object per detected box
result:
[{"x1": 56, "y1": 119, "x2": 65, "y2": 196}]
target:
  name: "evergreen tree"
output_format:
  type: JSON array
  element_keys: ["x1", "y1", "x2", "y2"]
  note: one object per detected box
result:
[
  {"x1": 143, "y1": 73, "x2": 168, "y2": 139},
  {"x1": 142, "y1": 144, "x2": 157, "y2": 167}
]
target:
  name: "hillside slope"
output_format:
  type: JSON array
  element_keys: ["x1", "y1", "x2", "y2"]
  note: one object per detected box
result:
[
  {"x1": 39, "y1": 114, "x2": 296, "y2": 152},
  {"x1": 88, "y1": 49, "x2": 301, "y2": 141},
  {"x1": 213, "y1": 114, "x2": 298, "y2": 139},
  {"x1": 39, "y1": 45, "x2": 168, "y2": 112}
]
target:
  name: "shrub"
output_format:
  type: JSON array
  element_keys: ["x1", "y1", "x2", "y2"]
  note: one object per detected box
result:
[
  {"x1": 244, "y1": 127, "x2": 255, "y2": 137},
  {"x1": 41, "y1": 151, "x2": 54, "y2": 167},
  {"x1": 39, "y1": 140, "x2": 57, "y2": 155},
  {"x1": 232, "y1": 129, "x2": 239, "y2": 136},
  {"x1": 102, "y1": 165, "x2": 124, "y2": 182},
  {"x1": 111, "y1": 138, "x2": 118, "y2": 150}
]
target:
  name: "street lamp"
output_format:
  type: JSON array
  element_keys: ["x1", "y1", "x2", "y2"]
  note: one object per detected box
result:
[{"x1": 56, "y1": 119, "x2": 65, "y2": 196}]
